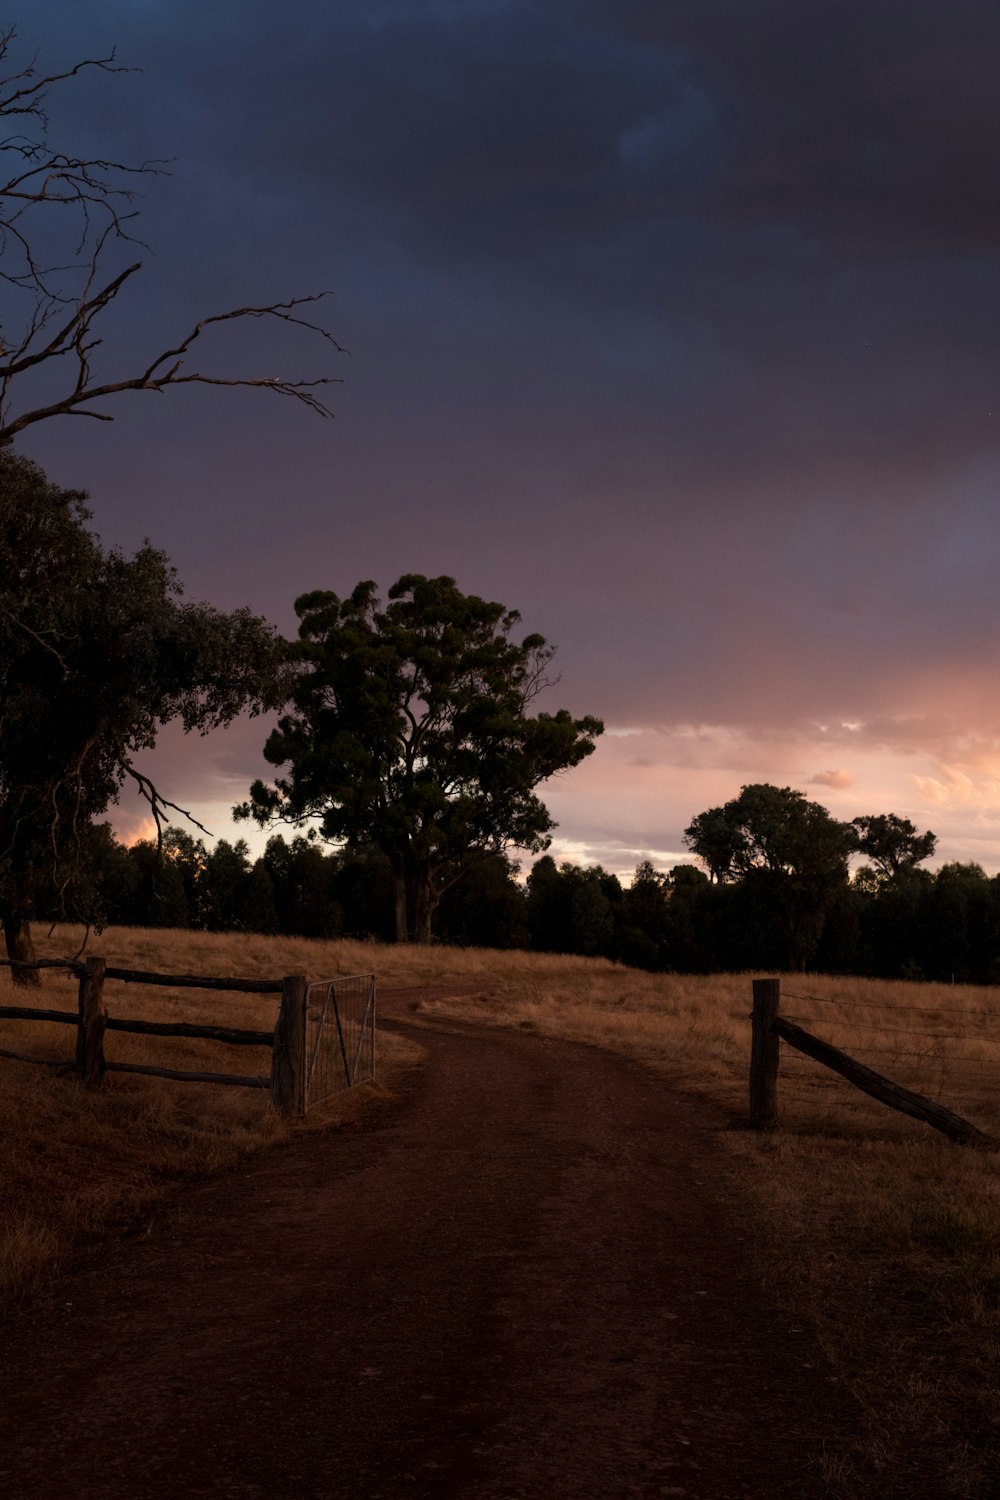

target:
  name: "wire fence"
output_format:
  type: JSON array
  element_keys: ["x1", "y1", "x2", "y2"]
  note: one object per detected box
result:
[
  {"x1": 305, "y1": 973, "x2": 376, "y2": 1109},
  {"x1": 777, "y1": 986, "x2": 1000, "y2": 1119}
]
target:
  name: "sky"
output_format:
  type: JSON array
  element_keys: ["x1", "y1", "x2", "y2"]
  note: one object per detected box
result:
[{"x1": 13, "y1": 1, "x2": 1000, "y2": 879}]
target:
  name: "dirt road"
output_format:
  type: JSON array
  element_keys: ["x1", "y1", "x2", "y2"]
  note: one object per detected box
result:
[{"x1": 1, "y1": 993, "x2": 871, "y2": 1499}]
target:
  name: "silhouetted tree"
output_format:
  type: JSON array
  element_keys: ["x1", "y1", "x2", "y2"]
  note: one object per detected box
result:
[
  {"x1": 0, "y1": 452, "x2": 283, "y2": 979},
  {"x1": 685, "y1": 784, "x2": 854, "y2": 970},
  {"x1": 262, "y1": 835, "x2": 343, "y2": 939},
  {"x1": 126, "y1": 839, "x2": 192, "y2": 929},
  {"x1": 436, "y1": 854, "x2": 529, "y2": 949},
  {"x1": 238, "y1": 576, "x2": 602, "y2": 943},
  {"x1": 331, "y1": 845, "x2": 396, "y2": 942},
  {"x1": 199, "y1": 840, "x2": 262, "y2": 930},
  {"x1": 660, "y1": 864, "x2": 716, "y2": 972},
  {"x1": 924, "y1": 863, "x2": 994, "y2": 983},
  {"x1": 525, "y1": 855, "x2": 570, "y2": 953},
  {"x1": 852, "y1": 814, "x2": 936, "y2": 881}
]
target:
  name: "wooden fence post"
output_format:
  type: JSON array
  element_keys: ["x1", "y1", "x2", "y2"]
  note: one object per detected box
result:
[
  {"x1": 750, "y1": 977, "x2": 781, "y2": 1129},
  {"x1": 272, "y1": 975, "x2": 307, "y2": 1118},
  {"x1": 76, "y1": 956, "x2": 107, "y2": 1086}
]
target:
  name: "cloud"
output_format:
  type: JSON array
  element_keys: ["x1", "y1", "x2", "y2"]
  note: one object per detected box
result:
[
  {"x1": 19, "y1": 2, "x2": 1000, "y2": 878},
  {"x1": 811, "y1": 769, "x2": 853, "y2": 790},
  {"x1": 113, "y1": 814, "x2": 159, "y2": 849},
  {"x1": 619, "y1": 0, "x2": 1000, "y2": 253}
]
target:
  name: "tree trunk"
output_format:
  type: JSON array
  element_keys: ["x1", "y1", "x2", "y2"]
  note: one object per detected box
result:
[
  {"x1": 407, "y1": 872, "x2": 436, "y2": 945},
  {"x1": 391, "y1": 866, "x2": 438, "y2": 944},
  {"x1": 393, "y1": 877, "x2": 408, "y2": 944},
  {"x1": 3, "y1": 915, "x2": 41, "y2": 988}
]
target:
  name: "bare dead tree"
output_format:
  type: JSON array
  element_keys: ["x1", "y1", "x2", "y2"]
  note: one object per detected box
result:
[{"x1": 0, "y1": 27, "x2": 344, "y2": 446}]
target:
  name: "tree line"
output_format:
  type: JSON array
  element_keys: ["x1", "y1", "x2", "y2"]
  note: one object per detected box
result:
[{"x1": 39, "y1": 791, "x2": 1000, "y2": 987}]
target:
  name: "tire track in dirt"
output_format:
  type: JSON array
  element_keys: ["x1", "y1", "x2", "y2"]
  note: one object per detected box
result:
[{"x1": 2, "y1": 991, "x2": 880, "y2": 1499}]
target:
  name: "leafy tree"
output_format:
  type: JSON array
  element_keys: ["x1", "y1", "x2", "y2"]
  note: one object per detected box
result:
[
  {"x1": 0, "y1": 27, "x2": 341, "y2": 447},
  {"x1": 525, "y1": 854, "x2": 571, "y2": 953},
  {"x1": 524, "y1": 858, "x2": 626, "y2": 959},
  {"x1": 0, "y1": 452, "x2": 283, "y2": 979},
  {"x1": 852, "y1": 814, "x2": 936, "y2": 881},
  {"x1": 330, "y1": 844, "x2": 396, "y2": 943},
  {"x1": 158, "y1": 829, "x2": 208, "y2": 926},
  {"x1": 33, "y1": 820, "x2": 139, "y2": 931},
  {"x1": 684, "y1": 784, "x2": 855, "y2": 970},
  {"x1": 679, "y1": 807, "x2": 744, "y2": 884},
  {"x1": 199, "y1": 840, "x2": 252, "y2": 932},
  {"x1": 81, "y1": 823, "x2": 141, "y2": 927},
  {"x1": 125, "y1": 839, "x2": 193, "y2": 930},
  {"x1": 436, "y1": 853, "x2": 529, "y2": 950},
  {"x1": 189, "y1": 838, "x2": 280, "y2": 934},
  {"x1": 568, "y1": 867, "x2": 620, "y2": 957},
  {"x1": 660, "y1": 864, "x2": 716, "y2": 972},
  {"x1": 262, "y1": 835, "x2": 343, "y2": 939},
  {"x1": 924, "y1": 863, "x2": 994, "y2": 983},
  {"x1": 625, "y1": 860, "x2": 670, "y2": 937},
  {"x1": 239, "y1": 576, "x2": 603, "y2": 943}
]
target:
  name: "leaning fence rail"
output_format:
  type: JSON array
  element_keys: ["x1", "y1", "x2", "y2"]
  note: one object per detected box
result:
[
  {"x1": 0, "y1": 956, "x2": 375, "y2": 1118},
  {"x1": 749, "y1": 976, "x2": 995, "y2": 1147}
]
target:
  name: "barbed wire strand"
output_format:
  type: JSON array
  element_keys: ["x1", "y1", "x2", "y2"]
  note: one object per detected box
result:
[
  {"x1": 784, "y1": 1014, "x2": 967, "y2": 1039},
  {"x1": 783, "y1": 991, "x2": 1000, "y2": 1019}
]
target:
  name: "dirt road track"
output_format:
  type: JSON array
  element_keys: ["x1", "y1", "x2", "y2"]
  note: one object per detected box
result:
[{"x1": 2, "y1": 991, "x2": 875, "y2": 1499}]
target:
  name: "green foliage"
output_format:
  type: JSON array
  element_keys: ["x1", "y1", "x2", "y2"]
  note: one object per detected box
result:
[
  {"x1": 0, "y1": 451, "x2": 284, "y2": 959},
  {"x1": 238, "y1": 575, "x2": 603, "y2": 942},
  {"x1": 262, "y1": 835, "x2": 345, "y2": 939},
  {"x1": 436, "y1": 853, "x2": 530, "y2": 950},
  {"x1": 684, "y1": 784, "x2": 855, "y2": 970},
  {"x1": 852, "y1": 813, "x2": 936, "y2": 881},
  {"x1": 126, "y1": 839, "x2": 194, "y2": 929},
  {"x1": 525, "y1": 857, "x2": 631, "y2": 961}
]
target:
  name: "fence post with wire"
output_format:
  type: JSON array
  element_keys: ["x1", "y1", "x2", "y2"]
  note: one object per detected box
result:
[{"x1": 749, "y1": 977, "x2": 995, "y2": 1147}]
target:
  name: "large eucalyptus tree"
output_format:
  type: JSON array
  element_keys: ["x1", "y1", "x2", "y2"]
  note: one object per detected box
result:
[{"x1": 238, "y1": 575, "x2": 603, "y2": 943}]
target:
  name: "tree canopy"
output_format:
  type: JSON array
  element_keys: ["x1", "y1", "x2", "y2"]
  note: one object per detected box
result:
[
  {"x1": 0, "y1": 451, "x2": 283, "y2": 977},
  {"x1": 237, "y1": 574, "x2": 603, "y2": 943},
  {"x1": 684, "y1": 784, "x2": 856, "y2": 969},
  {"x1": 852, "y1": 813, "x2": 936, "y2": 881}
]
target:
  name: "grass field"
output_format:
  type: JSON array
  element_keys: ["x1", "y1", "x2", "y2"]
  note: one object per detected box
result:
[{"x1": 4, "y1": 926, "x2": 1000, "y2": 1495}]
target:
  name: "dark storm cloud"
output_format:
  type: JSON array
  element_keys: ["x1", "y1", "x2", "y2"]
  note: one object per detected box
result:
[
  {"x1": 620, "y1": 0, "x2": 1000, "y2": 253},
  {"x1": 32, "y1": 1, "x2": 1000, "y2": 477},
  {"x1": 16, "y1": 2, "x2": 1000, "y2": 869},
  {"x1": 167, "y1": 0, "x2": 999, "y2": 484}
]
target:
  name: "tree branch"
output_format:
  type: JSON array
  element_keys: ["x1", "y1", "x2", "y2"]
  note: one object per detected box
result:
[
  {"x1": 0, "y1": 30, "x2": 345, "y2": 443},
  {"x1": 124, "y1": 765, "x2": 212, "y2": 853}
]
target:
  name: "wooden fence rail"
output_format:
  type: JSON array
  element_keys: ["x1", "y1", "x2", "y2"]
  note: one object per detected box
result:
[
  {"x1": 0, "y1": 956, "x2": 325, "y2": 1118},
  {"x1": 749, "y1": 977, "x2": 995, "y2": 1147}
]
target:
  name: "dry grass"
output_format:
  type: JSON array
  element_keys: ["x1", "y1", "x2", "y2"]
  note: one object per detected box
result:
[
  {"x1": 5, "y1": 928, "x2": 1000, "y2": 1494},
  {"x1": 373, "y1": 947, "x2": 1000, "y2": 1499},
  {"x1": 0, "y1": 925, "x2": 421, "y2": 1315}
]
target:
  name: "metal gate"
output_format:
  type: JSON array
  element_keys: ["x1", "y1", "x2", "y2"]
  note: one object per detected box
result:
[{"x1": 305, "y1": 973, "x2": 376, "y2": 1108}]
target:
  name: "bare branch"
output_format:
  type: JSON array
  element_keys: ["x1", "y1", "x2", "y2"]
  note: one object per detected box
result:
[
  {"x1": 124, "y1": 765, "x2": 212, "y2": 852},
  {"x1": 0, "y1": 30, "x2": 345, "y2": 444}
]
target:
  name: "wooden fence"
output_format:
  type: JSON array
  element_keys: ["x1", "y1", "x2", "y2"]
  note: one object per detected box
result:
[
  {"x1": 749, "y1": 977, "x2": 995, "y2": 1147},
  {"x1": 0, "y1": 957, "x2": 370, "y2": 1118}
]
